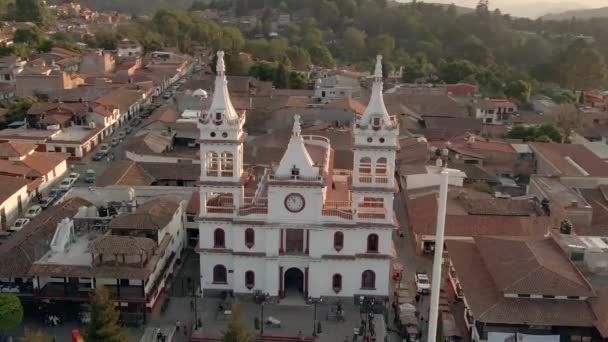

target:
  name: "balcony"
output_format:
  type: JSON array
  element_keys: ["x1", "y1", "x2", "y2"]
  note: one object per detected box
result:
[
  {"x1": 37, "y1": 283, "x2": 92, "y2": 301},
  {"x1": 358, "y1": 174, "x2": 389, "y2": 184}
]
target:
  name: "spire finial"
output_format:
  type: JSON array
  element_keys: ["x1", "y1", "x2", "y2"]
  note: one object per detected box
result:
[
  {"x1": 292, "y1": 114, "x2": 301, "y2": 136},
  {"x1": 216, "y1": 50, "x2": 225, "y2": 75},
  {"x1": 374, "y1": 55, "x2": 383, "y2": 79}
]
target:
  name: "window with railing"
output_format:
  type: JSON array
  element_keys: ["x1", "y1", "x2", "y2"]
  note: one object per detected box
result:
[
  {"x1": 220, "y1": 152, "x2": 234, "y2": 177},
  {"x1": 361, "y1": 270, "x2": 375, "y2": 289},
  {"x1": 367, "y1": 234, "x2": 379, "y2": 253},
  {"x1": 359, "y1": 157, "x2": 372, "y2": 174},
  {"x1": 245, "y1": 228, "x2": 254, "y2": 248},
  {"x1": 213, "y1": 228, "x2": 225, "y2": 248},
  {"x1": 206, "y1": 152, "x2": 219, "y2": 176},
  {"x1": 213, "y1": 265, "x2": 227, "y2": 284},
  {"x1": 333, "y1": 231, "x2": 344, "y2": 251},
  {"x1": 245, "y1": 271, "x2": 255, "y2": 290},
  {"x1": 332, "y1": 274, "x2": 342, "y2": 293}
]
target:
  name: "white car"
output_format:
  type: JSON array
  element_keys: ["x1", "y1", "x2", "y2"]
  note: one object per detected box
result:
[
  {"x1": 25, "y1": 205, "x2": 43, "y2": 219},
  {"x1": 59, "y1": 177, "x2": 77, "y2": 190},
  {"x1": 415, "y1": 272, "x2": 431, "y2": 294},
  {"x1": 9, "y1": 218, "x2": 30, "y2": 231},
  {"x1": 39, "y1": 196, "x2": 54, "y2": 209},
  {"x1": 67, "y1": 172, "x2": 80, "y2": 182}
]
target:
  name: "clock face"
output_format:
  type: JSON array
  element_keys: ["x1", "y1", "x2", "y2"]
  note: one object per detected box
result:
[{"x1": 284, "y1": 193, "x2": 305, "y2": 213}]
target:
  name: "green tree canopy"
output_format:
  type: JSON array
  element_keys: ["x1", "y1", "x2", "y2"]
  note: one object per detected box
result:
[
  {"x1": 308, "y1": 44, "x2": 335, "y2": 68},
  {"x1": 222, "y1": 304, "x2": 249, "y2": 342},
  {"x1": 342, "y1": 27, "x2": 367, "y2": 61},
  {"x1": 86, "y1": 287, "x2": 128, "y2": 342},
  {"x1": 0, "y1": 294, "x2": 23, "y2": 333},
  {"x1": 558, "y1": 39, "x2": 607, "y2": 90},
  {"x1": 504, "y1": 79, "x2": 532, "y2": 104},
  {"x1": 14, "y1": 0, "x2": 49, "y2": 24}
]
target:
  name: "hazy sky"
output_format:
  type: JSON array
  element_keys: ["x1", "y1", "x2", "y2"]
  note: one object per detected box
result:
[{"x1": 397, "y1": 0, "x2": 608, "y2": 17}]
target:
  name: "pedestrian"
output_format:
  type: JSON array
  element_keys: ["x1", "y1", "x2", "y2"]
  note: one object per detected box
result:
[
  {"x1": 399, "y1": 231, "x2": 404, "y2": 238},
  {"x1": 183, "y1": 324, "x2": 188, "y2": 336},
  {"x1": 176, "y1": 319, "x2": 181, "y2": 332},
  {"x1": 190, "y1": 299, "x2": 194, "y2": 311},
  {"x1": 415, "y1": 294, "x2": 420, "y2": 303}
]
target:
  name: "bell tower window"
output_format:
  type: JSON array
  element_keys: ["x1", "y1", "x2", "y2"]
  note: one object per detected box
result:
[
  {"x1": 371, "y1": 116, "x2": 381, "y2": 128},
  {"x1": 291, "y1": 166, "x2": 300, "y2": 177}
]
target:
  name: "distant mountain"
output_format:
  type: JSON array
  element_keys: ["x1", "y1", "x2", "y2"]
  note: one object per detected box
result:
[
  {"x1": 542, "y1": 6, "x2": 608, "y2": 20},
  {"x1": 504, "y1": 2, "x2": 589, "y2": 18}
]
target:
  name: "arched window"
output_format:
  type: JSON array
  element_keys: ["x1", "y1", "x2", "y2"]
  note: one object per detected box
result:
[
  {"x1": 245, "y1": 228, "x2": 255, "y2": 248},
  {"x1": 359, "y1": 157, "x2": 372, "y2": 174},
  {"x1": 220, "y1": 152, "x2": 234, "y2": 177},
  {"x1": 245, "y1": 271, "x2": 255, "y2": 290},
  {"x1": 367, "y1": 234, "x2": 379, "y2": 253},
  {"x1": 332, "y1": 274, "x2": 342, "y2": 293},
  {"x1": 376, "y1": 157, "x2": 387, "y2": 175},
  {"x1": 333, "y1": 232, "x2": 344, "y2": 252},
  {"x1": 213, "y1": 265, "x2": 227, "y2": 284},
  {"x1": 213, "y1": 228, "x2": 225, "y2": 248},
  {"x1": 206, "y1": 152, "x2": 219, "y2": 176},
  {"x1": 361, "y1": 270, "x2": 375, "y2": 289}
]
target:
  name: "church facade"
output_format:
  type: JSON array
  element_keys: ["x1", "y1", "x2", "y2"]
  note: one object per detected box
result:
[{"x1": 198, "y1": 51, "x2": 399, "y2": 299}]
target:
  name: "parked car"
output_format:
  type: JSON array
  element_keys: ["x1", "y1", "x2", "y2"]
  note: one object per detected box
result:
[
  {"x1": 126, "y1": 126, "x2": 133, "y2": 134},
  {"x1": 99, "y1": 144, "x2": 111, "y2": 154},
  {"x1": 111, "y1": 138, "x2": 119, "y2": 146},
  {"x1": 92, "y1": 152, "x2": 105, "y2": 161},
  {"x1": 9, "y1": 218, "x2": 30, "y2": 232},
  {"x1": 25, "y1": 205, "x2": 43, "y2": 218},
  {"x1": 48, "y1": 187, "x2": 63, "y2": 199},
  {"x1": 415, "y1": 272, "x2": 431, "y2": 294},
  {"x1": 67, "y1": 172, "x2": 80, "y2": 182},
  {"x1": 85, "y1": 169, "x2": 96, "y2": 183},
  {"x1": 59, "y1": 177, "x2": 77, "y2": 190},
  {"x1": 39, "y1": 196, "x2": 55, "y2": 209}
]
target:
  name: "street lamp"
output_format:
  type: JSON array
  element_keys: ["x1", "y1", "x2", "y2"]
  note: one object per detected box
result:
[
  {"x1": 308, "y1": 296, "x2": 323, "y2": 337},
  {"x1": 259, "y1": 293, "x2": 269, "y2": 336}
]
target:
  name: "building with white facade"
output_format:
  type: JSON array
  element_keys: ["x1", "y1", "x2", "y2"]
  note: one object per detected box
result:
[{"x1": 198, "y1": 52, "x2": 398, "y2": 299}]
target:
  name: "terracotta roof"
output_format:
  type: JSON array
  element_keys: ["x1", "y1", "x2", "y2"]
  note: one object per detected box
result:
[
  {"x1": 95, "y1": 88, "x2": 143, "y2": 113},
  {"x1": 0, "y1": 142, "x2": 36, "y2": 158},
  {"x1": 0, "y1": 159, "x2": 35, "y2": 177},
  {"x1": 125, "y1": 132, "x2": 173, "y2": 155},
  {"x1": 0, "y1": 197, "x2": 91, "y2": 277},
  {"x1": 19, "y1": 152, "x2": 68, "y2": 175},
  {"x1": 92, "y1": 235, "x2": 156, "y2": 255},
  {"x1": 591, "y1": 288, "x2": 608, "y2": 338},
  {"x1": 384, "y1": 93, "x2": 469, "y2": 118},
  {"x1": 531, "y1": 143, "x2": 608, "y2": 177},
  {"x1": 0, "y1": 174, "x2": 28, "y2": 204},
  {"x1": 460, "y1": 196, "x2": 535, "y2": 216},
  {"x1": 324, "y1": 97, "x2": 366, "y2": 116},
  {"x1": 187, "y1": 190, "x2": 199, "y2": 215},
  {"x1": 95, "y1": 160, "x2": 155, "y2": 187},
  {"x1": 95, "y1": 160, "x2": 198, "y2": 186},
  {"x1": 446, "y1": 239, "x2": 597, "y2": 327},
  {"x1": 408, "y1": 193, "x2": 550, "y2": 238},
  {"x1": 475, "y1": 236, "x2": 594, "y2": 297},
  {"x1": 109, "y1": 196, "x2": 180, "y2": 230}
]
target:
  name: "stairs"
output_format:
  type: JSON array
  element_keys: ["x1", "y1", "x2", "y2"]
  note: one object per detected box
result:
[{"x1": 190, "y1": 335, "x2": 315, "y2": 342}]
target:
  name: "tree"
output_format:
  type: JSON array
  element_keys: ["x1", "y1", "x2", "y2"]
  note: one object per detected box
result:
[
  {"x1": 8, "y1": 96, "x2": 37, "y2": 123},
  {"x1": 13, "y1": 28, "x2": 43, "y2": 46},
  {"x1": 86, "y1": 287, "x2": 128, "y2": 342},
  {"x1": 222, "y1": 304, "x2": 249, "y2": 342},
  {"x1": 14, "y1": 0, "x2": 49, "y2": 24},
  {"x1": 287, "y1": 47, "x2": 311, "y2": 69},
  {"x1": 558, "y1": 40, "x2": 607, "y2": 90},
  {"x1": 342, "y1": 27, "x2": 366, "y2": 61},
  {"x1": 0, "y1": 294, "x2": 23, "y2": 335},
  {"x1": 438, "y1": 59, "x2": 479, "y2": 84},
  {"x1": 308, "y1": 44, "x2": 335, "y2": 68},
  {"x1": 368, "y1": 34, "x2": 395, "y2": 59},
  {"x1": 274, "y1": 63, "x2": 289, "y2": 88},
  {"x1": 289, "y1": 72, "x2": 307, "y2": 89},
  {"x1": 19, "y1": 330, "x2": 48, "y2": 342},
  {"x1": 504, "y1": 80, "x2": 531, "y2": 104}
]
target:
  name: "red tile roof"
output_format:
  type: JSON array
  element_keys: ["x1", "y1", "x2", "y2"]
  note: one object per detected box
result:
[
  {"x1": 447, "y1": 238, "x2": 597, "y2": 327},
  {"x1": 531, "y1": 143, "x2": 608, "y2": 177}
]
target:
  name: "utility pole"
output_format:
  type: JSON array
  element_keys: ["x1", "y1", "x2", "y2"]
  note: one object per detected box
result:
[{"x1": 427, "y1": 168, "x2": 449, "y2": 342}]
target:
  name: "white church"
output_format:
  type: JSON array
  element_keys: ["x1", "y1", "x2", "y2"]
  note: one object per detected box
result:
[{"x1": 197, "y1": 51, "x2": 399, "y2": 299}]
